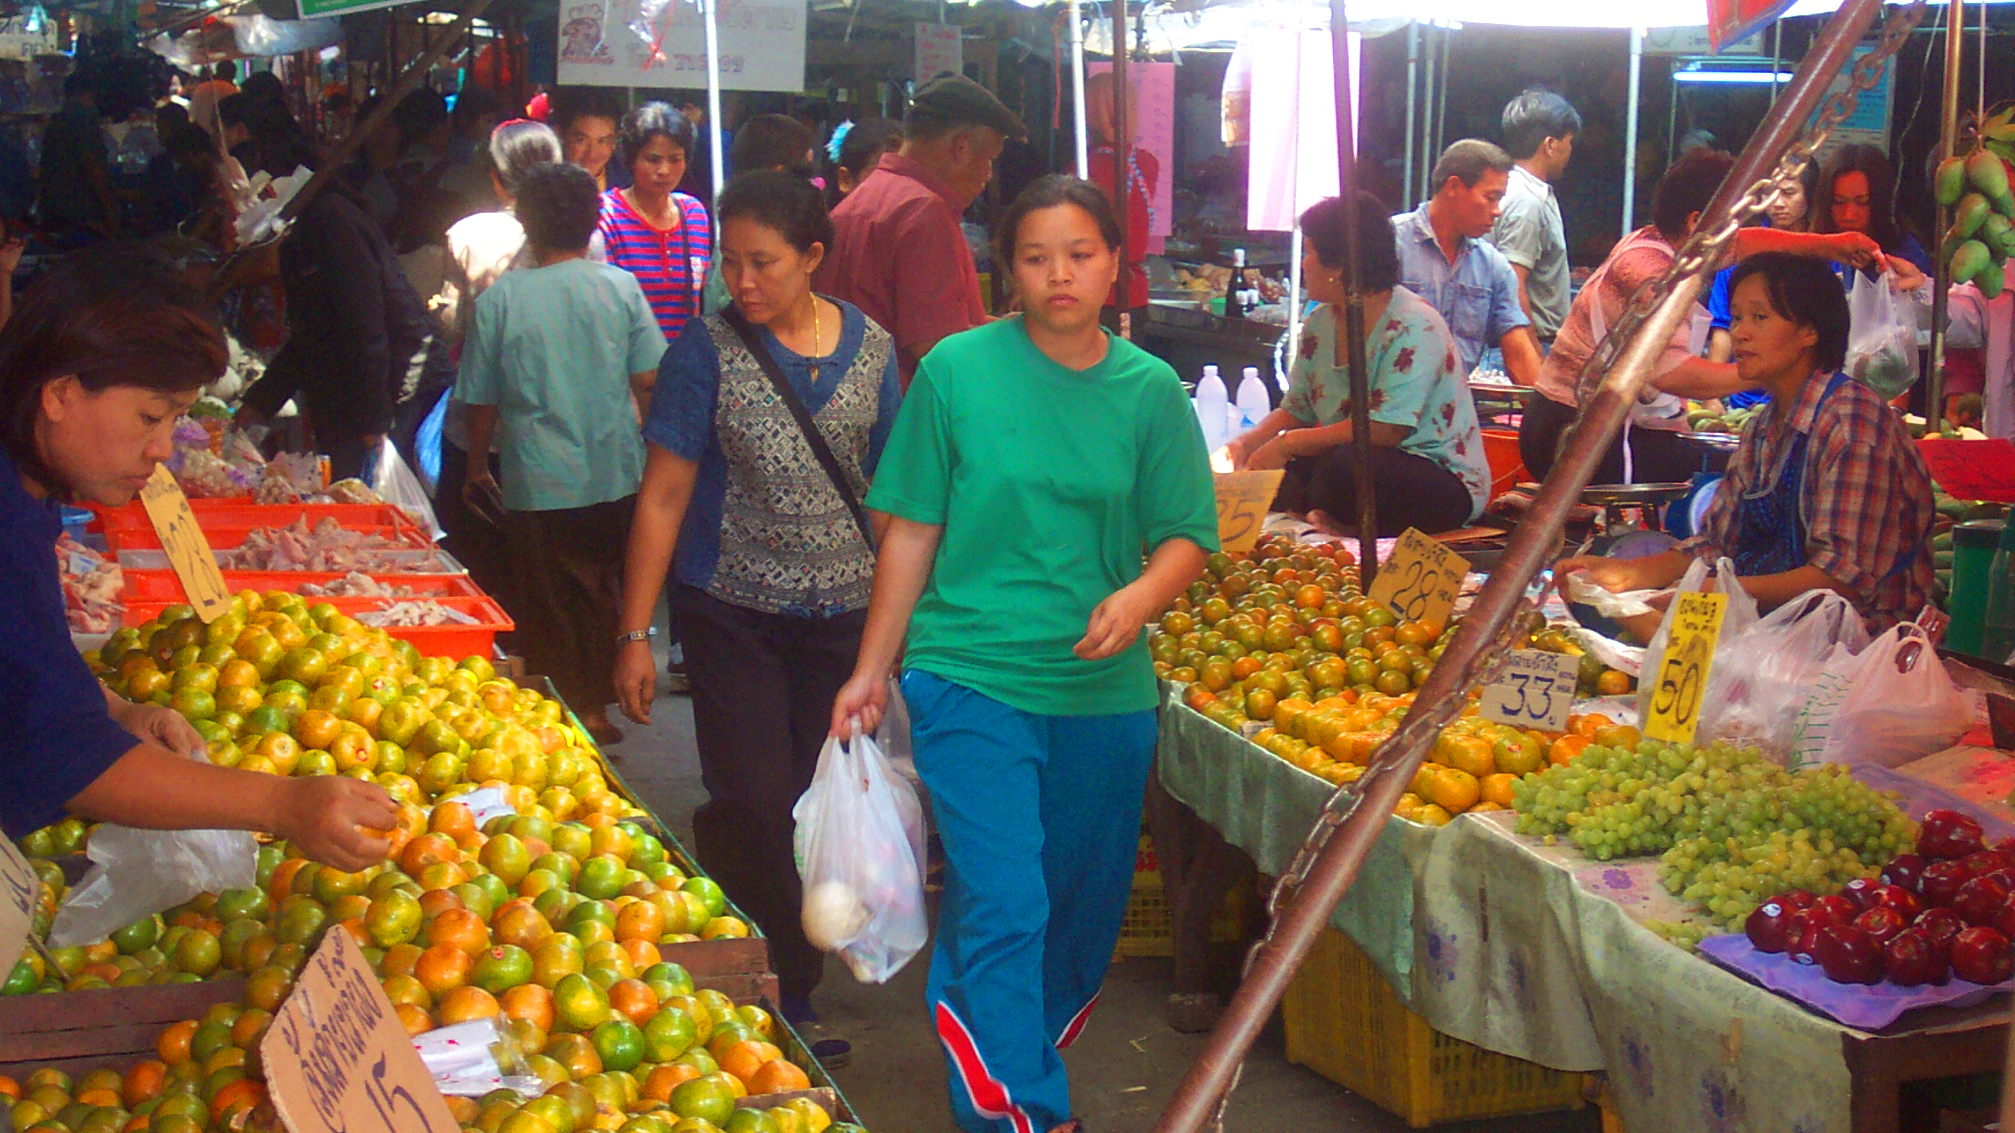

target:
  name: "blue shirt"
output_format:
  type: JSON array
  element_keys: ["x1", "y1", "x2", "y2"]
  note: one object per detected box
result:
[
  {"x1": 644, "y1": 300, "x2": 902, "y2": 614},
  {"x1": 0, "y1": 446, "x2": 142, "y2": 838},
  {"x1": 1391, "y1": 203, "x2": 1530, "y2": 377}
]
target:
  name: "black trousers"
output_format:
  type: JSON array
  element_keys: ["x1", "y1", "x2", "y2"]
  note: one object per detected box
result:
[
  {"x1": 1273, "y1": 444, "x2": 1475, "y2": 536},
  {"x1": 1518, "y1": 394, "x2": 1717, "y2": 485},
  {"x1": 503, "y1": 497, "x2": 633, "y2": 713},
  {"x1": 676, "y1": 584, "x2": 867, "y2": 1000},
  {"x1": 434, "y1": 441, "x2": 516, "y2": 620}
]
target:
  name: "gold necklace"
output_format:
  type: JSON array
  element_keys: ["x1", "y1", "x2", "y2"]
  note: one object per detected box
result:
[{"x1": 808, "y1": 295, "x2": 822, "y2": 381}]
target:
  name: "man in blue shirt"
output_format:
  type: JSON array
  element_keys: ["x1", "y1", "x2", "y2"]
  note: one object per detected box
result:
[{"x1": 1392, "y1": 139, "x2": 1545, "y2": 386}]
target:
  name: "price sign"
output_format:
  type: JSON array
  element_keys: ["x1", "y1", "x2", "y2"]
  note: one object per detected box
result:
[
  {"x1": 138, "y1": 466, "x2": 230, "y2": 623},
  {"x1": 0, "y1": 838, "x2": 41, "y2": 976},
  {"x1": 264, "y1": 930, "x2": 459, "y2": 1133},
  {"x1": 1479, "y1": 649, "x2": 1583, "y2": 733},
  {"x1": 1213, "y1": 470, "x2": 1284, "y2": 555},
  {"x1": 1644, "y1": 591, "x2": 1727, "y2": 744},
  {"x1": 1368, "y1": 527, "x2": 1467, "y2": 629}
]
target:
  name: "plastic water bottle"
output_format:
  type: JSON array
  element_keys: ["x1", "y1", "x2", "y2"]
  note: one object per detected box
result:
[
  {"x1": 1235, "y1": 366, "x2": 1271, "y2": 432},
  {"x1": 1982, "y1": 520, "x2": 2015, "y2": 665},
  {"x1": 1194, "y1": 365, "x2": 1229, "y2": 451}
]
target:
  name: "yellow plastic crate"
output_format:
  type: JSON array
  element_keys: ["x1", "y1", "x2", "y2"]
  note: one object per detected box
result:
[
  {"x1": 1115, "y1": 836, "x2": 1249, "y2": 957},
  {"x1": 1281, "y1": 927, "x2": 1586, "y2": 1128}
]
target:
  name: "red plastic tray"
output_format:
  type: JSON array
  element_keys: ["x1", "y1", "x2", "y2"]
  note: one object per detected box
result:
[
  {"x1": 120, "y1": 570, "x2": 486, "y2": 604},
  {"x1": 121, "y1": 593, "x2": 513, "y2": 658},
  {"x1": 103, "y1": 522, "x2": 430, "y2": 554},
  {"x1": 89, "y1": 502, "x2": 413, "y2": 534}
]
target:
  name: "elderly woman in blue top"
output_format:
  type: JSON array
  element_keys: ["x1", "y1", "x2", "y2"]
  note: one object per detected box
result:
[
  {"x1": 0, "y1": 247, "x2": 395, "y2": 869},
  {"x1": 613, "y1": 171, "x2": 902, "y2": 1025}
]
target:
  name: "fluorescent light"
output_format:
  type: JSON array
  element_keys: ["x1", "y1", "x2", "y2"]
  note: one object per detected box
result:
[{"x1": 1674, "y1": 70, "x2": 1794, "y2": 83}]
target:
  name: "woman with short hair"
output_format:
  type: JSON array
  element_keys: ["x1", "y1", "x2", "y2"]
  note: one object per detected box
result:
[{"x1": 599, "y1": 101, "x2": 711, "y2": 342}]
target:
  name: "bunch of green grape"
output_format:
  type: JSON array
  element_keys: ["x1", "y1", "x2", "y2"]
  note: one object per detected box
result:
[{"x1": 1510, "y1": 739, "x2": 1759, "y2": 860}]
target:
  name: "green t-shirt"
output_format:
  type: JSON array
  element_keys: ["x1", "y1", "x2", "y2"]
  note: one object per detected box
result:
[{"x1": 866, "y1": 317, "x2": 1219, "y2": 716}]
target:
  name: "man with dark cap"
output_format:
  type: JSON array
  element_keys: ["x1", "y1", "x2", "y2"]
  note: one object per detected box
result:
[{"x1": 814, "y1": 72, "x2": 1026, "y2": 384}]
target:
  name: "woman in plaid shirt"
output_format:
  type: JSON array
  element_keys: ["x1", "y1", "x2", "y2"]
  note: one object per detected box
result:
[{"x1": 1559, "y1": 253, "x2": 1933, "y2": 635}]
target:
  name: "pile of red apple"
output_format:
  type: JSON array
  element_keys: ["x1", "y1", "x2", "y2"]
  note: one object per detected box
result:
[{"x1": 1744, "y1": 810, "x2": 2015, "y2": 987}]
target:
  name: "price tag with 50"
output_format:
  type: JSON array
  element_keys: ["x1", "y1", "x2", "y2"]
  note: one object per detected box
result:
[
  {"x1": 1368, "y1": 527, "x2": 1467, "y2": 629},
  {"x1": 1479, "y1": 649, "x2": 1582, "y2": 733},
  {"x1": 1644, "y1": 591, "x2": 1727, "y2": 744}
]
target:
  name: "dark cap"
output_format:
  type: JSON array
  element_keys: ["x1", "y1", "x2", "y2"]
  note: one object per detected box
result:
[{"x1": 909, "y1": 72, "x2": 1027, "y2": 140}]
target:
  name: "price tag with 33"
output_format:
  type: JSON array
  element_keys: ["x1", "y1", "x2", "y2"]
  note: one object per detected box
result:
[
  {"x1": 1368, "y1": 527, "x2": 1467, "y2": 629},
  {"x1": 1644, "y1": 591, "x2": 1727, "y2": 744},
  {"x1": 1479, "y1": 649, "x2": 1582, "y2": 733}
]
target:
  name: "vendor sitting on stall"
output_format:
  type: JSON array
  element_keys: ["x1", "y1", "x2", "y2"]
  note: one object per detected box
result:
[
  {"x1": 1558, "y1": 253, "x2": 1934, "y2": 636},
  {"x1": 1227, "y1": 192, "x2": 1491, "y2": 536}
]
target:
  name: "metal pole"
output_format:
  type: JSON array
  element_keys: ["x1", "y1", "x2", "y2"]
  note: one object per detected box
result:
[
  {"x1": 1070, "y1": 0, "x2": 1089, "y2": 177},
  {"x1": 1150, "y1": 3, "x2": 1890, "y2": 1129},
  {"x1": 703, "y1": 0, "x2": 726, "y2": 211},
  {"x1": 1927, "y1": 0, "x2": 1964, "y2": 433},
  {"x1": 1288, "y1": 224, "x2": 1304, "y2": 391},
  {"x1": 1111, "y1": 0, "x2": 1130, "y2": 337},
  {"x1": 1431, "y1": 28, "x2": 1449, "y2": 180},
  {"x1": 1418, "y1": 23, "x2": 1436, "y2": 203},
  {"x1": 1403, "y1": 20, "x2": 1419, "y2": 205},
  {"x1": 1623, "y1": 25, "x2": 1643, "y2": 239},
  {"x1": 1329, "y1": 6, "x2": 1377, "y2": 580}
]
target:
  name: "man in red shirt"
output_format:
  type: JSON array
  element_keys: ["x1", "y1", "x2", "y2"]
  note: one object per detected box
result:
[
  {"x1": 1080, "y1": 71, "x2": 1157, "y2": 329},
  {"x1": 815, "y1": 73, "x2": 1026, "y2": 384}
]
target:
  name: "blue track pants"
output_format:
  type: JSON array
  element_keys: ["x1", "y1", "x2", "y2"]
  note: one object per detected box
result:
[{"x1": 902, "y1": 669, "x2": 1157, "y2": 1133}]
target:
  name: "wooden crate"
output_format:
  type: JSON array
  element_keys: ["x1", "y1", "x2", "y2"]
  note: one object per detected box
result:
[{"x1": 0, "y1": 977, "x2": 246, "y2": 1077}]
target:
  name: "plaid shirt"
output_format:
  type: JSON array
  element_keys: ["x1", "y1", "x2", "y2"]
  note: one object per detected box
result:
[{"x1": 1692, "y1": 370, "x2": 1934, "y2": 632}]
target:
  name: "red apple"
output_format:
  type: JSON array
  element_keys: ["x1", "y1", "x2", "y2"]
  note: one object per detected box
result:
[
  {"x1": 1949, "y1": 927, "x2": 2015, "y2": 985},
  {"x1": 1814, "y1": 924, "x2": 1884, "y2": 985},
  {"x1": 1852, "y1": 906, "x2": 1910, "y2": 949},
  {"x1": 1777, "y1": 890, "x2": 1820, "y2": 911},
  {"x1": 1883, "y1": 929, "x2": 1951, "y2": 987},
  {"x1": 1813, "y1": 894, "x2": 1860, "y2": 924},
  {"x1": 1880, "y1": 854, "x2": 1928, "y2": 893},
  {"x1": 1919, "y1": 810, "x2": 1987, "y2": 861},
  {"x1": 1921, "y1": 860, "x2": 1973, "y2": 908},
  {"x1": 1838, "y1": 877, "x2": 1880, "y2": 910},
  {"x1": 1994, "y1": 898, "x2": 2015, "y2": 941},
  {"x1": 1788, "y1": 907, "x2": 1836, "y2": 965},
  {"x1": 1953, "y1": 876, "x2": 2013, "y2": 927},
  {"x1": 1915, "y1": 906, "x2": 1968, "y2": 951},
  {"x1": 1962, "y1": 851, "x2": 2013, "y2": 877},
  {"x1": 1746, "y1": 898, "x2": 1798, "y2": 954},
  {"x1": 1869, "y1": 884, "x2": 1921, "y2": 920}
]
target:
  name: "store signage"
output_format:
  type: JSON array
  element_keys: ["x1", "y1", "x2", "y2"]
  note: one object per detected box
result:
[
  {"x1": 1479, "y1": 649, "x2": 1581, "y2": 733},
  {"x1": 1087, "y1": 61, "x2": 1175, "y2": 252},
  {"x1": 1917, "y1": 437, "x2": 2015, "y2": 503},
  {"x1": 1368, "y1": 527, "x2": 1466, "y2": 631},
  {"x1": 1641, "y1": 26, "x2": 1766, "y2": 56},
  {"x1": 1645, "y1": 591, "x2": 1726, "y2": 744},
  {"x1": 558, "y1": 0, "x2": 807, "y2": 93},
  {"x1": 1212, "y1": 470, "x2": 1283, "y2": 555},
  {"x1": 139, "y1": 466, "x2": 230, "y2": 624},
  {"x1": 264, "y1": 930, "x2": 459, "y2": 1133},
  {"x1": 1809, "y1": 43, "x2": 1893, "y2": 163},
  {"x1": 0, "y1": 839, "x2": 39, "y2": 981},
  {"x1": 1706, "y1": 0, "x2": 1793, "y2": 53},
  {"x1": 0, "y1": 13, "x2": 59, "y2": 60},
  {"x1": 914, "y1": 22, "x2": 960, "y2": 81}
]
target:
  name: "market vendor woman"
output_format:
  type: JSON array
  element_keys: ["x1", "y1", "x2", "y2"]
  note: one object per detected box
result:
[
  {"x1": 0, "y1": 246, "x2": 396, "y2": 869},
  {"x1": 1559, "y1": 253, "x2": 1934, "y2": 635}
]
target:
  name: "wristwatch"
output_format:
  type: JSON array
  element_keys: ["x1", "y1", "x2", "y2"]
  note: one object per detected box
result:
[{"x1": 614, "y1": 627, "x2": 657, "y2": 645}]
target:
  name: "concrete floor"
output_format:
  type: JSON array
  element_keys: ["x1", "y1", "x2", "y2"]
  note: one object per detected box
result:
[{"x1": 596, "y1": 661, "x2": 1601, "y2": 1133}]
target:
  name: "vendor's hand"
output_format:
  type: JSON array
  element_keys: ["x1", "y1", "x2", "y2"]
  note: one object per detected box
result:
[
  {"x1": 830, "y1": 670, "x2": 890, "y2": 739},
  {"x1": 613, "y1": 640, "x2": 657, "y2": 726},
  {"x1": 1075, "y1": 581, "x2": 1157, "y2": 661},
  {"x1": 1222, "y1": 435, "x2": 1251, "y2": 469},
  {"x1": 1884, "y1": 255, "x2": 1927, "y2": 292},
  {"x1": 1826, "y1": 232, "x2": 1883, "y2": 269},
  {"x1": 115, "y1": 701, "x2": 207, "y2": 759},
  {"x1": 1244, "y1": 434, "x2": 1296, "y2": 471},
  {"x1": 1555, "y1": 554, "x2": 1655, "y2": 595},
  {"x1": 273, "y1": 776, "x2": 398, "y2": 872}
]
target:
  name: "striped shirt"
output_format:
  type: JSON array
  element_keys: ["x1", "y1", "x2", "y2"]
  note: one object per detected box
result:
[
  {"x1": 598, "y1": 188, "x2": 712, "y2": 342},
  {"x1": 1691, "y1": 369, "x2": 1935, "y2": 633}
]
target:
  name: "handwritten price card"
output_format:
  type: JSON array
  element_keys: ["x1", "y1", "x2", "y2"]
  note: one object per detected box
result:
[
  {"x1": 1479, "y1": 650, "x2": 1583, "y2": 732},
  {"x1": 1644, "y1": 591, "x2": 1727, "y2": 744},
  {"x1": 1368, "y1": 527, "x2": 1467, "y2": 628},
  {"x1": 0, "y1": 839, "x2": 40, "y2": 979},
  {"x1": 1213, "y1": 470, "x2": 1284, "y2": 555},
  {"x1": 138, "y1": 466, "x2": 230, "y2": 623},
  {"x1": 263, "y1": 930, "x2": 458, "y2": 1133}
]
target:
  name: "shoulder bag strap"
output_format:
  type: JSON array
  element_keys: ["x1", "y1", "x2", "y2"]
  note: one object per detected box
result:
[{"x1": 718, "y1": 307, "x2": 875, "y2": 546}]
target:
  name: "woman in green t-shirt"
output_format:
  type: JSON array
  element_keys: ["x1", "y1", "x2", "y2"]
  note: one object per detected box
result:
[{"x1": 829, "y1": 176, "x2": 1218, "y2": 1133}]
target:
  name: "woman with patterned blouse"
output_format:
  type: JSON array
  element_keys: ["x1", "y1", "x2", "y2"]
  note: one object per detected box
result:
[
  {"x1": 1227, "y1": 191, "x2": 1491, "y2": 535},
  {"x1": 612, "y1": 171, "x2": 902, "y2": 1025}
]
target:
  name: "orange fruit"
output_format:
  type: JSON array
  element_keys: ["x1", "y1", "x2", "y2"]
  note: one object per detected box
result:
[
  {"x1": 244, "y1": 967, "x2": 295, "y2": 1013},
  {"x1": 1592, "y1": 724, "x2": 1642, "y2": 749},
  {"x1": 423, "y1": 907, "x2": 491, "y2": 956},
  {"x1": 414, "y1": 943, "x2": 474, "y2": 997},
  {"x1": 499, "y1": 984, "x2": 556, "y2": 1031},
  {"x1": 1571, "y1": 712, "x2": 1614, "y2": 738},
  {"x1": 229, "y1": 1009, "x2": 273, "y2": 1050},
  {"x1": 380, "y1": 942, "x2": 424, "y2": 979},
  {"x1": 266, "y1": 858, "x2": 310, "y2": 902},
  {"x1": 417, "y1": 888, "x2": 465, "y2": 923},
  {"x1": 614, "y1": 901, "x2": 664, "y2": 944},
  {"x1": 436, "y1": 986, "x2": 502, "y2": 1024},
  {"x1": 718, "y1": 1040, "x2": 780, "y2": 1084},
  {"x1": 544, "y1": 1032, "x2": 603, "y2": 1079},
  {"x1": 429, "y1": 800, "x2": 478, "y2": 841},
  {"x1": 158, "y1": 1019, "x2": 199, "y2": 1066},
  {"x1": 122, "y1": 1061, "x2": 167, "y2": 1107},
  {"x1": 399, "y1": 833, "x2": 461, "y2": 877},
  {"x1": 1548, "y1": 734, "x2": 1591, "y2": 767},
  {"x1": 607, "y1": 979, "x2": 660, "y2": 1026},
  {"x1": 618, "y1": 939, "x2": 662, "y2": 972},
  {"x1": 209, "y1": 1079, "x2": 265, "y2": 1122},
  {"x1": 1424, "y1": 767, "x2": 1480, "y2": 815},
  {"x1": 1479, "y1": 772, "x2": 1518, "y2": 808},
  {"x1": 643, "y1": 1062, "x2": 702, "y2": 1102},
  {"x1": 747, "y1": 1059, "x2": 812, "y2": 1095},
  {"x1": 394, "y1": 1002, "x2": 435, "y2": 1036}
]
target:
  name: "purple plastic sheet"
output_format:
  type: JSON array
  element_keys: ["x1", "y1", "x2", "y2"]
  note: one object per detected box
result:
[
  {"x1": 1697, "y1": 934, "x2": 2012, "y2": 1030},
  {"x1": 1850, "y1": 762, "x2": 2015, "y2": 841}
]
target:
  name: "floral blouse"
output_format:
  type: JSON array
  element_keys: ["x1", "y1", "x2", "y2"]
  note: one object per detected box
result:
[{"x1": 1283, "y1": 286, "x2": 1492, "y2": 520}]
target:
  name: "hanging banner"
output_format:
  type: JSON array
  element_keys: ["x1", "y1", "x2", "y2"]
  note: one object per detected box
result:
[
  {"x1": 914, "y1": 22, "x2": 961, "y2": 81},
  {"x1": 558, "y1": 0, "x2": 807, "y2": 93},
  {"x1": 1086, "y1": 61, "x2": 1174, "y2": 254},
  {"x1": 1808, "y1": 42, "x2": 1892, "y2": 165},
  {"x1": 1245, "y1": 28, "x2": 1360, "y2": 233},
  {"x1": 1706, "y1": 0, "x2": 1794, "y2": 52}
]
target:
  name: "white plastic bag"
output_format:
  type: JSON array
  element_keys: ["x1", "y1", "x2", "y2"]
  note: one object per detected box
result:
[
  {"x1": 49, "y1": 778, "x2": 258, "y2": 948},
  {"x1": 374, "y1": 441, "x2": 443, "y2": 540},
  {"x1": 1844, "y1": 271, "x2": 1919, "y2": 400},
  {"x1": 1635, "y1": 556, "x2": 1758, "y2": 729},
  {"x1": 1699, "y1": 591, "x2": 1869, "y2": 756},
  {"x1": 1795, "y1": 623, "x2": 1971, "y2": 768},
  {"x1": 793, "y1": 729, "x2": 927, "y2": 984}
]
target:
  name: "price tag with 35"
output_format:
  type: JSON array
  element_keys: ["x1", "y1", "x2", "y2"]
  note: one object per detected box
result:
[
  {"x1": 138, "y1": 466, "x2": 230, "y2": 623},
  {"x1": 1213, "y1": 470, "x2": 1284, "y2": 555},
  {"x1": 1479, "y1": 649, "x2": 1582, "y2": 733},
  {"x1": 0, "y1": 838, "x2": 40, "y2": 978},
  {"x1": 1368, "y1": 527, "x2": 1467, "y2": 629},
  {"x1": 1644, "y1": 591, "x2": 1727, "y2": 744}
]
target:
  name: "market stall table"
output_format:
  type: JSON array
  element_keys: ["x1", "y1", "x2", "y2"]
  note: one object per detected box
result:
[{"x1": 1149, "y1": 690, "x2": 2014, "y2": 1132}]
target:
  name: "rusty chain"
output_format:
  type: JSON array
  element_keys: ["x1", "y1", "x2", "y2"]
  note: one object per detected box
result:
[{"x1": 1204, "y1": 6, "x2": 1926, "y2": 1126}]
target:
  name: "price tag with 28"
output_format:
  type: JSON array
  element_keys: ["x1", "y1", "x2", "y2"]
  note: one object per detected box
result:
[{"x1": 1368, "y1": 527, "x2": 1467, "y2": 629}]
